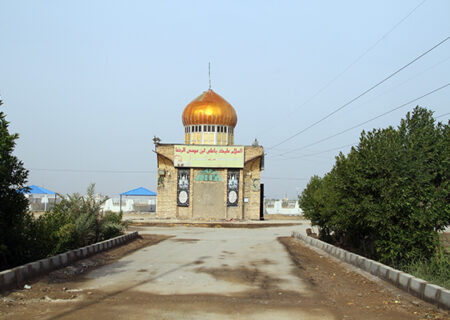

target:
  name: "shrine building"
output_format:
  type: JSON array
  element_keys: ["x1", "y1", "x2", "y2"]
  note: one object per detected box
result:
[{"x1": 155, "y1": 89, "x2": 264, "y2": 220}]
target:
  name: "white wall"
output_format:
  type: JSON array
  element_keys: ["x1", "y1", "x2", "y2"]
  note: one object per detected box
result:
[
  {"x1": 265, "y1": 200, "x2": 303, "y2": 215},
  {"x1": 102, "y1": 198, "x2": 156, "y2": 213}
]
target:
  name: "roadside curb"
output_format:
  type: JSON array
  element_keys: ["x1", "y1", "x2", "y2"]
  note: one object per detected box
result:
[
  {"x1": 292, "y1": 231, "x2": 450, "y2": 310},
  {"x1": 0, "y1": 231, "x2": 139, "y2": 292}
]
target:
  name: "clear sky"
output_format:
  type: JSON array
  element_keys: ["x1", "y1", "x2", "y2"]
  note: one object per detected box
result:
[{"x1": 1, "y1": 0, "x2": 449, "y2": 199}]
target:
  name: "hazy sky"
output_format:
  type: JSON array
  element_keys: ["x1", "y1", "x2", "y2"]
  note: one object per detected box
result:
[{"x1": 1, "y1": 0, "x2": 449, "y2": 199}]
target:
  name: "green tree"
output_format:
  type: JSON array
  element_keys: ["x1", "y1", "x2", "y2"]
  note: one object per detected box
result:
[
  {"x1": 298, "y1": 175, "x2": 324, "y2": 225},
  {"x1": 299, "y1": 173, "x2": 340, "y2": 241},
  {"x1": 299, "y1": 106, "x2": 450, "y2": 266},
  {"x1": 372, "y1": 108, "x2": 450, "y2": 264},
  {"x1": 0, "y1": 100, "x2": 30, "y2": 270}
]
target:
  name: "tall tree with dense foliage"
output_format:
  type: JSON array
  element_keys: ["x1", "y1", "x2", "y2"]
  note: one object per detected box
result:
[
  {"x1": 299, "y1": 106, "x2": 450, "y2": 266},
  {"x1": 0, "y1": 100, "x2": 31, "y2": 269}
]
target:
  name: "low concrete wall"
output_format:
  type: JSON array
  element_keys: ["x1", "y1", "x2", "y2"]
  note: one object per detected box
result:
[
  {"x1": 0, "y1": 232, "x2": 139, "y2": 292},
  {"x1": 292, "y1": 232, "x2": 450, "y2": 310},
  {"x1": 265, "y1": 200, "x2": 303, "y2": 215}
]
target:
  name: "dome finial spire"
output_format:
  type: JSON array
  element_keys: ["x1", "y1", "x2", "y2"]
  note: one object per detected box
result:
[{"x1": 208, "y1": 62, "x2": 211, "y2": 90}]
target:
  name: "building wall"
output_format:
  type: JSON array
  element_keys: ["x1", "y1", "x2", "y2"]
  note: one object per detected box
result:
[
  {"x1": 243, "y1": 146, "x2": 263, "y2": 220},
  {"x1": 243, "y1": 158, "x2": 261, "y2": 220},
  {"x1": 156, "y1": 144, "x2": 263, "y2": 220},
  {"x1": 156, "y1": 145, "x2": 177, "y2": 219}
]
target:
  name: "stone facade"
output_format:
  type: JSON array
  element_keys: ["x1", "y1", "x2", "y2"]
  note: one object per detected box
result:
[{"x1": 155, "y1": 144, "x2": 264, "y2": 220}]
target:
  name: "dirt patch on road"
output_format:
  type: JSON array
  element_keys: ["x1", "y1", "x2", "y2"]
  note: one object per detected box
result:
[
  {"x1": 279, "y1": 236, "x2": 450, "y2": 320},
  {"x1": 16, "y1": 289, "x2": 339, "y2": 320},
  {"x1": 169, "y1": 238, "x2": 200, "y2": 243},
  {"x1": 195, "y1": 265, "x2": 282, "y2": 290}
]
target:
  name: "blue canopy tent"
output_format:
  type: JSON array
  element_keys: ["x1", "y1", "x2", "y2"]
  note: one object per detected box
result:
[
  {"x1": 23, "y1": 185, "x2": 57, "y2": 211},
  {"x1": 119, "y1": 187, "x2": 157, "y2": 212},
  {"x1": 26, "y1": 185, "x2": 56, "y2": 195}
]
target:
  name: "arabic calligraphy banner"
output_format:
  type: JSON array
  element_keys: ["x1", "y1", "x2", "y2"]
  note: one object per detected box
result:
[{"x1": 174, "y1": 145, "x2": 244, "y2": 168}]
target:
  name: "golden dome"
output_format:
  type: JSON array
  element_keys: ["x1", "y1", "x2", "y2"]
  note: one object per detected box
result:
[{"x1": 182, "y1": 89, "x2": 237, "y2": 127}]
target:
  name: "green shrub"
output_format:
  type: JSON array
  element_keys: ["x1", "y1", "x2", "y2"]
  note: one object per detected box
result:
[
  {"x1": 402, "y1": 237, "x2": 450, "y2": 289},
  {"x1": 99, "y1": 211, "x2": 125, "y2": 240},
  {"x1": 33, "y1": 184, "x2": 126, "y2": 257}
]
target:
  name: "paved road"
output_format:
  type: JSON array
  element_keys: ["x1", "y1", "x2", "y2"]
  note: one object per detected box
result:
[
  {"x1": 63, "y1": 223, "x2": 337, "y2": 319},
  {"x1": 3, "y1": 223, "x2": 444, "y2": 319},
  {"x1": 3, "y1": 221, "x2": 447, "y2": 319}
]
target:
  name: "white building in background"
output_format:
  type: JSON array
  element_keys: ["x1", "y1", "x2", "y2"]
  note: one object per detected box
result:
[
  {"x1": 103, "y1": 198, "x2": 132, "y2": 212},
  {"x1": 102, "y1": 197, "x2": 156, "y2": 213},
  {"x1": 101, "y1": 187, "x2": 157, "y2": 213},
  {"x1": 23, "y1": 185, "x2": 60, "y2": 212},
  {"x1": 264, "y1": 199, "x2": 303, "y2": 215}
]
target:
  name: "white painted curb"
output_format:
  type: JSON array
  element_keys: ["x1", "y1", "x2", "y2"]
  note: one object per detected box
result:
[
  {"x1": 292, "y1": 232, "x2": 450, "y2": 310},
  {"x1": 0, "y1": 232, "x2": 139, "y2": 292}
]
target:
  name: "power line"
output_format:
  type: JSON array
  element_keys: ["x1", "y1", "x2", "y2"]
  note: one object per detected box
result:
[
  {"x1": 30, "y1": 168, "x2": 156, "y2": 174},
  {"x1": 351, "y1": 54, "x2": 450, "y2": 109},
  {"x1": 267, "y1": 36, "x2": 450, "y2": 150},
  {"x1": 271, "y1": 97, "x2": 448, "y2": 161},
  {"x1": 272, "y1": 57, "x2": 449, "y2": 156},
  {"x1": 436, "y1": 112, "x2": 450, "y2": 119},
  {"x1": 269, "y1": 54, "x2": 449, "y2": 151},
  {"x1": 257, "y1": 0, "x2": 428, "y2": 137},
  {"x1": 274, "y1": 143, "x2": 357, "y2": 161},
  {"x1": 270, "y1": 56, "x2": 450, "y2": 159},
  {"x1": 272, "y1": 82, "x2": 450, "y2": 157}
]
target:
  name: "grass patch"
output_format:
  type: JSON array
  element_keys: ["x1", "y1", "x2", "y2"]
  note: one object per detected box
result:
[
  {"x1": 402, "y1": 257, "x2": 449, "y2": 289},
  {"x1": 401, "y1": 235, "x2": 450, "y2": 289}
]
